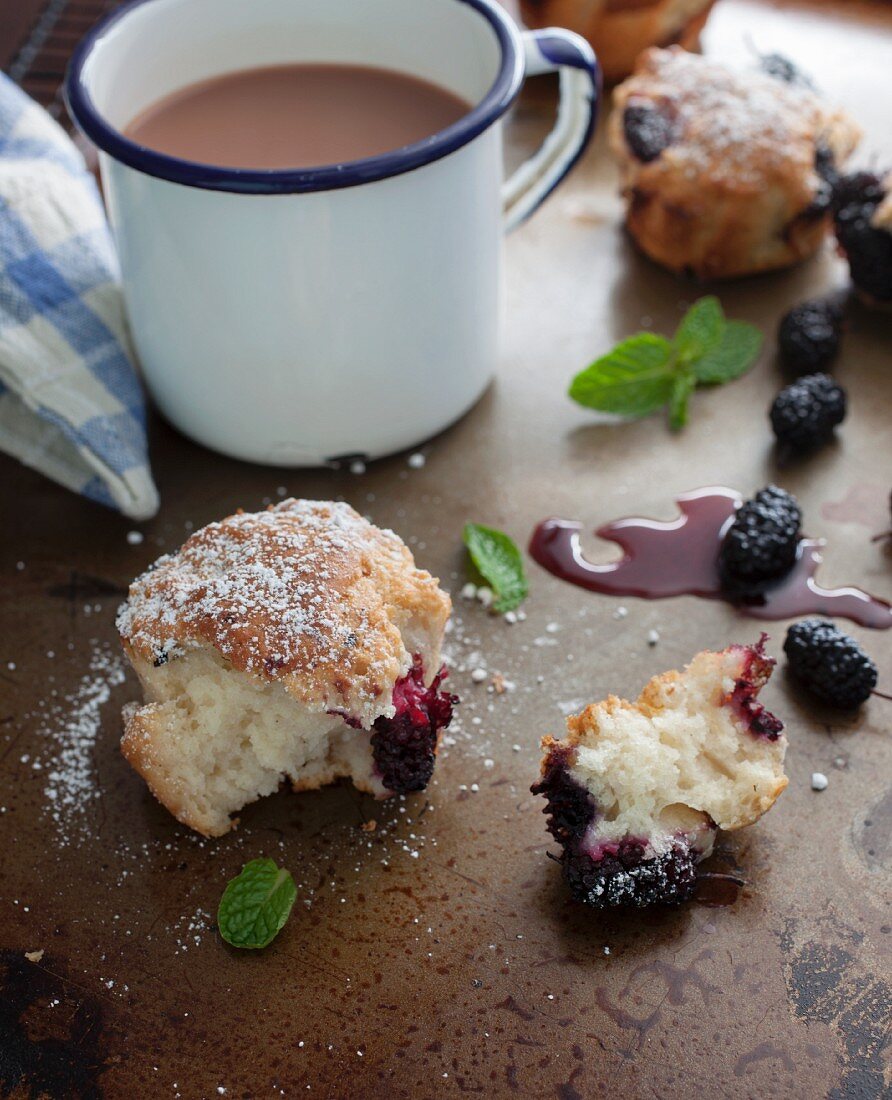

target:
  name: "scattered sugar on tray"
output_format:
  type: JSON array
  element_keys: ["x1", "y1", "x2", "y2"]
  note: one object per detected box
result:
[
  {"x1": 126, "y1": 530, "x2": 144, "y2": 545},
  {"x1": 407, "y1": 452, "x2": 426, "y2": 469},
  {"x1": 40, "y1": 642, "x2": 126, "y2": 845},
  {"x1": 476, "y1": 587, "x2": 493, "y2": 609},
  {"x1": 172, "y1": 906, "x2": 214, "y2": 954}
]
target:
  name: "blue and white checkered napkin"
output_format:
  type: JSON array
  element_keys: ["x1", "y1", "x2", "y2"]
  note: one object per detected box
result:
[{"x1": 0, "y1": 73, "x2": 158, "y2": 520}]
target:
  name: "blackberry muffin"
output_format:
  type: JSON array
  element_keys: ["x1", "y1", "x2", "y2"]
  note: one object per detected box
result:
[
  {"x1": 519, "y1": 0, "x2": 716, "y2": 84},
  {"x1": 532, "y1": 640, "x2": 787, "y2": 908},
  {"x1": 117, "y1": 499, "x2": 455, "y2": 836},
  {"x1": 609, "y1": 48, "x2": 860, "y2": 278}
]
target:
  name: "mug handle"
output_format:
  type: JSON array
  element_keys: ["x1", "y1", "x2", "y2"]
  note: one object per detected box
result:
[{"x1": 502, "y1": 28, "x2": 601, "y2": 232}]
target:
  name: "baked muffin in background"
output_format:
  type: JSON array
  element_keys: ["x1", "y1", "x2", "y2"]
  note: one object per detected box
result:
[
  {"x1": 518, "y1": 0, "x2": 716, "y2": 84},
  {"x1": 117, "y1": 499, "x2": 455, "y2": 836},
  {"x1": 532, "y1": 639, "x2": 787, "y2": 908},
  {"x1": 609, "y1": 47, "x2": 861, "y2": 279}
]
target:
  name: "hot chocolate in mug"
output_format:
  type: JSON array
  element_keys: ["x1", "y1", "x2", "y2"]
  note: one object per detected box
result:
[{"x1": 67, "y1": 0, "x2": 599, "y2": 464}]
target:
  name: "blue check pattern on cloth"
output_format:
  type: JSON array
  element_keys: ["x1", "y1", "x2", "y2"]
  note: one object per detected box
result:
[{"x1": 0, "y1": 73, "x2": 158, "y2": 519}]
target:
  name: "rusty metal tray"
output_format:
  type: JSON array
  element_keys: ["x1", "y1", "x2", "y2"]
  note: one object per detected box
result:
[{"x1": 1, "y1": 1, "x2": 890, "y2": 1096}]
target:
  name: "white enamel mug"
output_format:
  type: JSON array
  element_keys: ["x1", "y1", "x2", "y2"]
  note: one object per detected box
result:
[{"x1": 66, "y1": 0, "x2": 599, "y2": 465}]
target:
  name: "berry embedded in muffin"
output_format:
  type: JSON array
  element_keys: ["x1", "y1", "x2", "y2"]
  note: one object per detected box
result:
[
  {"x1": 832, "y1": 170, "x2": 892, "y2": 306},
  {"x1": 608, "y1": 48, "x2": 861, "y2": 279},
  {"x1": 117, "y1": 499, "x2": 455, "y2": 836},
  {"x1": 369, "y1": 656, "x2": 456, "y2": 792},
  {"x1": 532, "y1": 640, "x2": 787, "y2": 909}
]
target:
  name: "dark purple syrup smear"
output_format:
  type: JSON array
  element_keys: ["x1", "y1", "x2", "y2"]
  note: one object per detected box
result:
[{"x1": 529, "y1": 487, "x2": 892, "y2": 630}]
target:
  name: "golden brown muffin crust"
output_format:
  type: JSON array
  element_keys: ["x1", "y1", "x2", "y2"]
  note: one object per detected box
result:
[
  {"x1": 609, "y1": 47, "x2": 861, "y2": 277},
  {"x1": 118, "y1": 499, "x2": 451, "y2": 724}
]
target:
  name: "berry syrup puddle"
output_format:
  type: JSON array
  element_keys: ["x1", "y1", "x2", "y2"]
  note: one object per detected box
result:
[{"x1": 529, "y1": 487, "x2": 892, "y2": 630}]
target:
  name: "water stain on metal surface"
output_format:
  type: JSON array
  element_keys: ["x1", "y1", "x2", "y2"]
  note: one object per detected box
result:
[
  {"x1": 0, "y1": 951, "x2": 109, "y2": 1099},
  {"x1": 593, "y1": 987, "x2": 659, "y2": 1051},
  {"x1": 593, "y1": 950, "x2": 718, "y2": 1059},
  {"x1": 821, "y1": 484, "x2": 888, "y2": 530},
  {"x1": 625, "y1": 952, "x2": 718, "y2": 1007},
  {"x1": 853, "y1": 789, "x2": 892, "y2": 872},
  {"x1": 495, "y1": 995, "x2": 535, "y2": 1022},
  {"x1": 46, "y1": 572, "x2": 127, "y2": 601},
  {"x1": 556, "y1": 1065, "x2": 585, "y2": 1099},
  {"x1": 733, "y1": 1041, "x2": 796, "y2": 1077}
]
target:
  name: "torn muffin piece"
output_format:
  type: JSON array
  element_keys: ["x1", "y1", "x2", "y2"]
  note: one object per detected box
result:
[
  {"x1": 532, "y1": 639, "x2": 787, "y2": 908},
  {"x1": 117, "y1": 499, "x2": 455, "y2": 836}
]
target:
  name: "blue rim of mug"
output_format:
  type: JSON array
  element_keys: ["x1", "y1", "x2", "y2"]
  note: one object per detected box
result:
[{"x1": 64, "y1": 0, "x2": 526, "y2": 194}]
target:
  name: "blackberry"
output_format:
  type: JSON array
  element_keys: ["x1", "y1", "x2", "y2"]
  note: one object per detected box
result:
[
  {"x1": 370, "y1": 659, "x2": 456, "y2": 792},
  {"x1": 531, "y1": 756, "x2": 595, "y2": 845},
  {"x1": 777, "y1": 299, "x2": 843, "y2": 375},
  {"x1": 562, "y1": 840, "x2": 698, "y2": 909},
  {"x1": 784, "y1": 619, "x2": 878, "y2": 709},
  {"x1": 729, "y1": 637, "x2": 785, "y2": 741},
  {"x1": 802, "y1": 145, "x2": 838, "y2": 221},
  {"x1": 532, "y1": 760, "x2": 701, "y2": 908},
  {"x1": 770, "y1": 373, "x2": 847, "y2": 452},
  {"x1": 832, "y1": 171, "x2": 892, "y2": 303},
  {"x1": 623, "y1": 102, "x2": 677, "y2": 163},
  {"x1": 758, "y1": 52, "x2": 816, "y2": 90},
  {"x1": 719, "y1": 486, "x2": 802, "y2": 591}
]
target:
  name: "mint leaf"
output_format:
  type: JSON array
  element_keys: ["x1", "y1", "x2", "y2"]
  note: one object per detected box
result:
[
  {"x1": 567, "y1": 298, "x2": 764, "y2": 431},
  {"x1": 569, "y1": 333, "x2": 673, "y2": 418},
  {"x1": 668, "y1": 371, "x2": 696, "y2": 431},
  {"x1": 463, "y1": 523, "x2": 528, "y2": 613},
  {"x1": 673, "y1": 296, "x2": 725, "y2": 361},
  {"x1": 218, "y1": 858, "x2": 297, "y2": 949},
  {"x1": 693, "y1": 320, "x2": 763, "y2": 383}
]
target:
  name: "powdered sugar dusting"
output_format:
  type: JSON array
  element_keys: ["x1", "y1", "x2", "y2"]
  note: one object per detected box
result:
[
  {"x1": 116, "y1": 499, "x2": 449, "y2": 719},
  {"x1": 621, "y1": 47, "x2": 854, "y2": 188},
  {"x1": 39, "y1": 642, "x2": 125, "y2": 846}
]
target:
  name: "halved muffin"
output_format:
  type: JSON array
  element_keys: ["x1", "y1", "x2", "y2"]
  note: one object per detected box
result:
[
  {"x1": 117, "y1": 499, "x2": 455, "y2": 836},
  {"x1": 532, "y1": 639, "x2": 787, "y2": 907}
]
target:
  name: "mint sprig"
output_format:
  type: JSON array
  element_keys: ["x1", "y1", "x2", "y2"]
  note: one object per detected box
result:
[
  {"x1": 463, "y1": 523, "x2": 528, "y2": 613},
  {"x1": 569, "y1": 297, "x2": 762, "y2": 430},
  {"x1": 218, "y1": 858, "x2": 297, "y2": 949}
]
